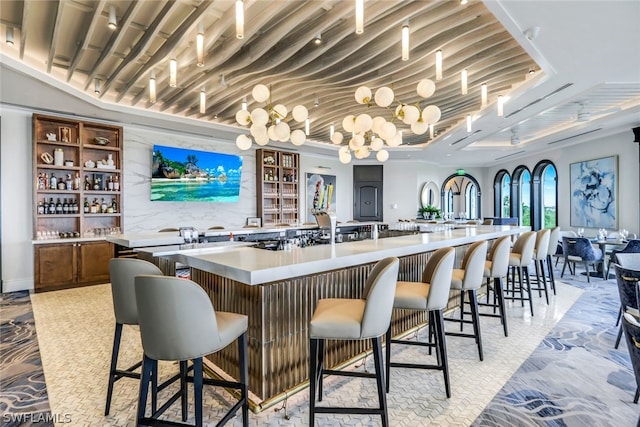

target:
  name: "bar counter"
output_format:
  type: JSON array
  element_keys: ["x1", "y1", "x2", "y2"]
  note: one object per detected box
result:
[{"x1": 112, "y1": 225, "x2": 528, "y2": 409}]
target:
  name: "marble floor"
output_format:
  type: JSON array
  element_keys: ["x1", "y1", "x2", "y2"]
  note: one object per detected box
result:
[{"x1": 2, "y1": 263, "x2": 639, "y2": 426}]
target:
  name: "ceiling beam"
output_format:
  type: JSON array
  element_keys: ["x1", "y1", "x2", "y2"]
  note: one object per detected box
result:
[
  {"x1": 66, "y1": 0, "x2": 106, "y2": 82},
  {"x1": 19, "y1": 0, "x2": 29, "y2": 59},
  {"x1": 46, "y1": 1, "x2": 64, "y2": 73}
]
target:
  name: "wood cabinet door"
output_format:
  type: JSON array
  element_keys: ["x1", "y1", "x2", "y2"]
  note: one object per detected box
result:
[
  {"x1": 34, "y1": 244, "x2": 76, "y2": 290},
  {"x1": 77, "y1": 241, "x2": 113, "y2": 284}
]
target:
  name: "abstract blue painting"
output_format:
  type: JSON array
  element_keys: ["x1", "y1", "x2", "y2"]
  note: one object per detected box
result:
[{"x1": 570, "y1": 156, "x2": 617, "y2": 228}]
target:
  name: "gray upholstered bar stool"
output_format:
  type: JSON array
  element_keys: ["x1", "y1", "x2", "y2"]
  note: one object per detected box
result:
[
  {"x1": 135, "y1": 275, "x2": 249, "y2": 427},
  {"x1": 105, "y1": 258, "x2": 164, "y2": 416},
  {"x1": 479, "y1": 236, "x2": 512, "y2": 337},
  {"x1": 530, "y1": 229, "x2": 551, "y2": 304},
  {"x1": 506, "y1": 231, "x2": 537, "y2": 316},
  {"x1": 385, "y1": 247, "x2": 456, "y2": 397},
  {"x1": 445, "y1": 240, "x2": 488, "y2": 361},
  {"x1": 545, "y1": 226, "x2": 561, "y2": 295},
  {"x1": 309, "y1": 257, "x2": 399, "y2": 427}
]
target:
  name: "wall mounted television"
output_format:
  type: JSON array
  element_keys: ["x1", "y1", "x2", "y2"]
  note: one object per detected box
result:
[{"x1": 151, "y1": 145, "x2": 243, "y2": 202}]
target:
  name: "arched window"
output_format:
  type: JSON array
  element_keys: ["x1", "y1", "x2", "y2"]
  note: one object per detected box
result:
[
  {"x1": 465, "y1": 182, "x2": 478, "y2": 219},
  {"x1": 493, "y1": 170, "x2": 511, "y2": 218},
  {"x1": 441, "y1": 173, "x2": 481, "y2": 220},
  {"x1": 512, "y1": 166, "x2": 531, "y2": 226},
  {"x1": 532, "y1": 160, "x2": 558, "y2": 229}
]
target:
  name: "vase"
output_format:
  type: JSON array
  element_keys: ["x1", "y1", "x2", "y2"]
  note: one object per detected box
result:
[{"x1": 107, "y1": 154, "x2": 114, "y2": 166}]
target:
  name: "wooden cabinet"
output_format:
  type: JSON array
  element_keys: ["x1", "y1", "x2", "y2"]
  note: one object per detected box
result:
[
  {"x1": 33, "y1": 113, "x2": 122, "y2": 291},
  {"x1": 34, "y1": 241, "x2": 114, "y2": 292},
  {"x1": 256, "y1": 149, "x2": 299, "y2": 226}
]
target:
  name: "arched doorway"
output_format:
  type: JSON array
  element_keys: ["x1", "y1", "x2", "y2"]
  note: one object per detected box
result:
[{"x1": 441, "y1": 173, "x2": 482, "y2": 220}]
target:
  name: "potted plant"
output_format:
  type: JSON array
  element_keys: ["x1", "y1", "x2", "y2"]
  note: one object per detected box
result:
[{"x1": 418, "y1": 205, "x2": 440, "y2": 220}]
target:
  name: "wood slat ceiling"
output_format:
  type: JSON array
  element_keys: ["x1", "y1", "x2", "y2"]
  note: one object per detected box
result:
[{"x1": 1, "y1": 0, "x2": 536, "y2": 148}]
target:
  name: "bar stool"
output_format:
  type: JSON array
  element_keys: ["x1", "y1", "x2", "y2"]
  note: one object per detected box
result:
[
  {"x1": 506, "y1": 231, "x2": 537, "y2": 316},
  {"x1": 135, "y1": 275, "x2": 249, "y2": 427},
  {"x1": 309, "y1": 257, "x2": 399, "y2": 427},
  {"x1": 445, "y1": 240, "x2": 488, "y2": 361},
  {"x1": 479, "y1": 236, "x2": 512, "y2": 337},
  {"x1": 385, "y1": 247, "x2": 456, "y2": 397},
  {"x1": 105, "y1": 258, "x2": 164, "y2": 416},
  {"x1": 545, "y1": 226, "x2": 561, "y2": 295},
  {"x1": 530, "y1": 229, "x2": 551, "y2": 304}
]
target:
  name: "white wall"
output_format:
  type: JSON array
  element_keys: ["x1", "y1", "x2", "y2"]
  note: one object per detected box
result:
[{"x1": 482, "y1": 131, "x2": 639, "y2": 233}]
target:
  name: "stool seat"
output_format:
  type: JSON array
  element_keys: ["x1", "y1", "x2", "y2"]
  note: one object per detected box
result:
[
  {"x1": 450, "y1": 269, "x2": 465, "y2": 289},
  {"x1": 310, "y1": 299, "x2": 365, "y2": 339},
  {"x1": 216, "y1": 312, "x2": 249, "y2": 353},
  {"x1": 394, "y1": 281, "x2": 431, "y2": 310}
]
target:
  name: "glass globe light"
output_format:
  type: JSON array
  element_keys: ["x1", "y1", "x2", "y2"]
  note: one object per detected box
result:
[
  {"x1": 402, "y1": 105, "x2": 420, "y2": 124},
  {"x1": 290, "y1": 129, "x2": 306, "y2": 146},
  {"x1": 292, "y1": 105, "x2": 308, "y2": 122},
  {"x1": 376, "y1": 149, "x2": 389, "y2": 162},
  {"x1": 370, "y1": 137, "x2": 384, "y2": 151},
  {"x1": 422, "y1": 105, "x2": 442, "y2": 124},
  {"x1": 338, "y1": 145, "x2": 350, "y2": 156},
  {"x1": 250, "y1": 123, "x2": 267, "y2": 137},
  {"x1": 331, "y1": 131, "x2": 344, "y2": 145},
  {"x1": 235, "y1": 110, "x2": 251, "y2": 125},
  {"x1": 354, "y1": 146, "x2": 370, "y2": 159},
  {"x1": 272, "y1": 104, "x2": 288, "y2": 120},
  {"x1": 348, "y1": 137, "x2": 358, "y2": 150},
  {"x1": 251, "y1": 108, "x2": 269, "y2": 126},
  {"x1": 352, "y1": 134, "x2": 365, "y2": 148},
  {"x1": 267, "y1": 125, "x2": 278, "y2": 141},
  {"x1": 275, "y1": 121, "x2": 290, "y2": 141},
  {"x1": 342, "y1": 115, "x2": 356, "y2": 133},
  {"x1": 355, "y1": 86, "x2": 372, "y2": 104},
  {"x1": 236, "y1": 134, "x2": 252, "y2": 150},
  {"x1": 255, "y1": 132, "x2": 269, "y2": 146},
  {"x1": 354, "y1": 113, "x2": 373, "y2": 133},
  {"x1": 387, "y1": 132, "x2": 402, "y2": 147},
  {"x1": 372, "y1": 116, "x2": 386, "y2": 134},
  {"x1": 374, "y1": 86, "x2": 394, "y2": 107},
  {"x1": 339, "y1": 152, "x2": 352, "y2": 164},
  {"x1": 417, "y1": 79, "x2": 436, "y2": 98},
  {"x1": 411, "y1": 120, "x2": 428, "y2": 135},
  {"x1": 380, "y1": 121, "x2": 397, "y2": 141},
  {"x1": 252, "y1": 84, "x2": 270, "y2": 102}
]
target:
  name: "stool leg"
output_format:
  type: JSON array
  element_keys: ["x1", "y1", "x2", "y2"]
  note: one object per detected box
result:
[
  {"x1": 193, "y1": 357, "x2": 203, "y2": 427},
  {"x1": 459, "y1": 290, "x2": 465, "y2": 331},
  {"x1": 238, "y1": 332, "x2": 249, "y2": 427},
  {"x1": 105, "y1": 322, "x2": 123, "y2": 416},
  {"x1": 180, "y1": 361, "x2": 188, "y2": 422},
  {"x1": 538, "y1": 260, "x2": 549, "y2": 304},
  {"x1": 434, "y1": 309, "x2": 451, "y2": 398},
  {"x1": 524, "y1": 266, "x2": 534, "y2": 317},
  {"x1": 309, "y1": 338, "x2": 318, "y2": 426},
  {"x1": 385, "y1": 327, "x2": 392, "y2": 393},
  {"x1": 371, "y1": 336, "x2": 389, "y2": 427},
  {"x1": 468, "y1": 289, "x2": 483, "y2": 361},
  {"x1": 495, "y1": 277, "x2": 508, "y2": 337},
  {"x1": 318, "y1": 339, "x2": 325, "y2": 401},
  {"x1": 518, "y1": 267, "x2": 525, "y2": 307},
  {"x1": 546, "y1": 255, "x2": 556, "y2": 295},
  {"x1": 615, "y1": 324, "x2": 623, "y2": 349},
  {"x1": 136, "y1": 355, "x2": 153, "y2": 424}
]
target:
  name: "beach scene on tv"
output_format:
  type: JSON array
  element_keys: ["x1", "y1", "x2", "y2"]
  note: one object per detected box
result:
[{"x1": 151, "y1": 145, "x2": 242, "y2": 202}]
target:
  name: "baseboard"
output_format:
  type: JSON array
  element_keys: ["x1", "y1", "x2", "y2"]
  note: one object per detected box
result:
[{"x1": 1, "y1": 277, "x2": 34, "y2": 293}]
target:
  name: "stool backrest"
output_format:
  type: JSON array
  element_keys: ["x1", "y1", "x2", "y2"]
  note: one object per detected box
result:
[
  {"x1": 135, "y1": 275, "x2": 221, "y2": 361},
  {"x1": 534, "y1": 229, "x2": 551, "y2": 260},
  {"x1": 487, "y1": 236, "x2": 511, "y2": 277},
  {"x1": 512, "y1": 231, "x2": 537, "y2": 265},
  {"x1": 547, "y1": 226, "x2": 561, "y2": 255},
  {"x1": 361, "y1": 257, "x2": 400, "y2": 339},
  {"x1": 460, "y1": 240, "x2": 488, "y2": 290},
  {"x1": 422, "y1": 247, "x2": 456, "y2": 311},
  {"x1": 109, "y1": 258, "x2": 163, "y2": 325}
]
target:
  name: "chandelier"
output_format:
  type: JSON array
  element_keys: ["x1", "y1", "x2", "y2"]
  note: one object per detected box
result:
[
  {"x1": 333, "y1": 79, "x2": 441, "y2": 164},
  {"x1": 235, "y1": 84, "x2": 308, "y2": 150}
]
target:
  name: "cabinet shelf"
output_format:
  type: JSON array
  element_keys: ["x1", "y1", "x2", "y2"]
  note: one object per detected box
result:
[
  {"x1": 256, "y1": 148, "x2": 299, "y2": 226},
  {"x1": 37, "y1": 214, "x2": 81, "y2": 218},
  {"x1": 36, "y1": 140, "x2": 79, "y2": 147},
  {"x1": 37, "y1": 164, "x2": 82, "y2": 171}
]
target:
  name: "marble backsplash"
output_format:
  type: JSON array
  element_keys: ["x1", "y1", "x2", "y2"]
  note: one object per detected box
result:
[{"x1": 123, "y1": 126, "x2": 258, "y2": 232}]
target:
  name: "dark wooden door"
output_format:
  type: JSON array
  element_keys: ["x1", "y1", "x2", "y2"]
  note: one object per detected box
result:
[
  {"x1": 77, "y1": 241, "x2": 113, "y2": 284},
  {"x1": 353, "y1": 165, "x2": 383, "y2": 221},
  {"x1": 35, "y1": 243, "x2": 76, "y2": 290}
]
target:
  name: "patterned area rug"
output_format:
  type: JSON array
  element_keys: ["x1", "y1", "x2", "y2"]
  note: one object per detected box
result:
[
  {"x1": 0, "y1": 291, "x2": 53, "y2": 427},
  {"x1": 474, "y1": 270, "x2": 640, "y2": 426}
]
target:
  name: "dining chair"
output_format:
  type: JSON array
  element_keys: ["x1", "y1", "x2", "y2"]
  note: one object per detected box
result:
[
  {"x1": 606, "y1": 239, "x2": 640, "y2": 277},
  {"x1": 560, "y1": 236, "x2": 605, "y2": 283}
]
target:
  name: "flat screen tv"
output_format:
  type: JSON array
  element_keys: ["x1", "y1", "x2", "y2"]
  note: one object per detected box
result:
[{"x1": 151, "y1": 145, "x2": 243, "y2": 202}]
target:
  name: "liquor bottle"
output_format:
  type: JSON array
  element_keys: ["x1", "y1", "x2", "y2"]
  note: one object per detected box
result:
[
  {"x1": 50, "y1": 174, "x2": 57, "y2": 190},
  {"x1": 73, "y1": 173, "x2": 80, "y2": 190},
  {"x1": 111, "y1": 198, "x2": 118, "y2": 213},
  {"x1": 48, "y1": 197, "x2": 56, "y2": 214},
  {"x1": 55, "y1": 198, "x2": 63, "y2": 214},
  {"x1": 62, "y1": 198, "x2": 69, "y2": 214},
  {"x1": 71, "y1": 199, "x2": 77, "y2": 214},
  {"x1": 100, "y1": 198, "x2": 107, "y2": 213},
  {"x1": 93, "y1": 176, "x2": 101, "y2": 191},
  {"x1": 83, "y1": 197, "x2": 89, "y2": 213},
  {"x1": 43, "y1": 173, "x2": 49, "y2": 189},
  {"x1": 37, "y1": 200, "x2": 45, "y2": 215},
  {"x1": 113, "y1": 175, "x2": 120, "y2": 191},
  {"x1": 90, "y1": 199, "x2": 98, "y2": 214},
  {"x1": 65, "y1": 174, "x2": 73, "y2": 190},
  {"x1": 37, "y1": 173, "x2": 45, "y2": 190},
  {"x1": 84, "y1": 175, "x2": 91, "y2": 190},
  {"x1": 107, "y1": 176, "x2": 114, "y2": 191}
]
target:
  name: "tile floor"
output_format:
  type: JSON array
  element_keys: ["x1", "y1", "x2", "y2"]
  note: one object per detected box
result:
[{"x1": 2, "y1": 263, "x2": 639, "y2": 426}]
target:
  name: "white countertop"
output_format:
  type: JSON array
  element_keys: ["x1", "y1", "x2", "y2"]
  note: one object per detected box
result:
[{"x1": 154, "y1": 225, "x2": 528, "y2": 286}]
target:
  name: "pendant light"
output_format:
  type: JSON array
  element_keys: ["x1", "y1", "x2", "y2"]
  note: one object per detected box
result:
[
  {"x1": 236, "y1": 0, "x2": 244, "y2": 39},
  {"x1": 481, "y1": 83, "x2": 488, "y2": 108},
  {"x1": 169, "y1": 59, "x2": 177, "y2": 87},
  {"x1": 200, "y1": 88, "x2": 206, "y2": 114},
  {"x1": 401, "y1": 21, "x2": 409, "y2": 61},
  {"x1": 149, "y1": 72, "x2": 156, "y2": 104},
  {"x1": 497, "y1": 95, "x2": 504, "y2": 117},
  {"x1": 196, "y1": 23, "x2": 204, "y2": 67},
  {"x1": 461, "y1": 69, "x2": 468, "y2": 95},
  {"x1": 355, "y1": 0, "x2": 364, "y2": 34},
  {"x1": 435, "y1": 50, "x2": 443, "y2": 81},
  {"x1": 108, "y1": 6, "x2": 117, "y2": 30}
]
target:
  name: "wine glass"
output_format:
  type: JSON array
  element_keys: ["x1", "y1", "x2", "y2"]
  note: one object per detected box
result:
[{"x1": 577, "y1": 227, "x2": 584, "y2": 238}]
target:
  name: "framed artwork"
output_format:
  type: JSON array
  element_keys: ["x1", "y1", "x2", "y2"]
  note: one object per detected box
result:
[
  {"x1": 570, "y1": 155, "x2": 617, "y2": 228},
  {"x1": 306, "y1": 173, "x2": 336, "y2": 222}
]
